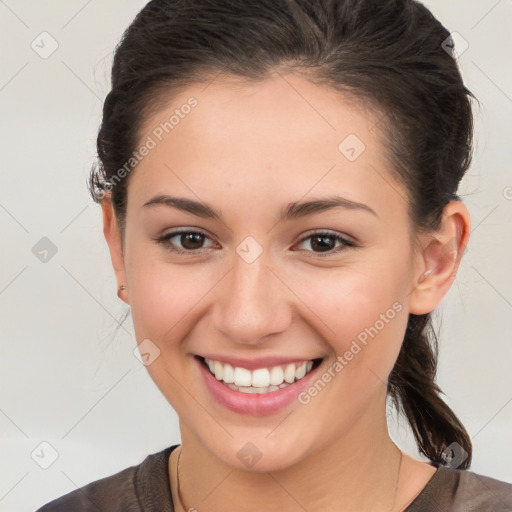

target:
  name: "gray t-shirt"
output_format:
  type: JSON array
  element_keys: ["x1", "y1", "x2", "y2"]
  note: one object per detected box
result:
[{"x1": 35, "y1": 444, "x2": 512, "y2": 511}]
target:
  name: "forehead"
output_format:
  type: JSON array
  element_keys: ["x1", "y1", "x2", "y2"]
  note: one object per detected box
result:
[
  {"x1": 129, "y1": 73, "x2": 408, "y2": 224},
  {"x1": 141, "y1": 72, "x2": 383, "y2": 156}
]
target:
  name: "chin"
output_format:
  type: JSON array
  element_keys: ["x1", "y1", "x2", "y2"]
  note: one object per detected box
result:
[{"x1": 200, "y1": 429, "x2": 316, "y2": 473}]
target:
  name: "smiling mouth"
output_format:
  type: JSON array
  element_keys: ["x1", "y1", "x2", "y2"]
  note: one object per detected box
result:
[{"x1": 197, "y1": 356, "x2": 323, "y2": 394}]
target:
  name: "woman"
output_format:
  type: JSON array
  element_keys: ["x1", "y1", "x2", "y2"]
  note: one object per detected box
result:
[{"x1": 37, "y1": 0, "x2": 512, "y2": 510}]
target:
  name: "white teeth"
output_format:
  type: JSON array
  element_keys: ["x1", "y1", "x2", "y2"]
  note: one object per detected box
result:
[
  {"x1": 222, "y1": 363, "x2": 234, "y2": 384},
  {"x1": 251, "y1": 368, "x2": 270, "y2": 387},
  {"x1": 284, "y1": 363, "x2": 296, "y2": 384},
  {"x1": 239, "y1": 386, "x2": 259, "y2": 394},
  {"x1": 214, "y1": 360, "x2": 223, "y2": 380},
  {"x1": 233, "y1": 367, "x2": 252, "y2": 387},
  {"x1": 229, "y1": 383, "x2": 290, "y2": 394},
  {"x1": 296, "y1": 362, "x2": 306, "y2": 380},
  {"x1": 269, "y1": 366, "x2": 284, "y2": 385},
  {"x1": 203, "y1": 357, "x2": 318, "y2": 391}
]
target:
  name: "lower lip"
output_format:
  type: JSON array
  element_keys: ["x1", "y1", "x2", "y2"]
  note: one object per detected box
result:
[{"x1": 196, "y1": 356, "x2": 322, "y2": 416}]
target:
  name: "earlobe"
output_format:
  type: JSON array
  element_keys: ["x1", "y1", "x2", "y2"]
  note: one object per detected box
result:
[
  {"x1": 100, "y1": 195, "x2": 129, "y2": 304},
  {"x1": 408, "y1": 201, "x2": 470, "y2": 315}
]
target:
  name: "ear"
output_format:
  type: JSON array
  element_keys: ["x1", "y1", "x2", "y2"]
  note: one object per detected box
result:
[
  {"x1": 101, "y1": 194, "x2": 129, "y2": 305},
  {"x1": 408, "y1": 201, "x2": 470, "y2": 315}
]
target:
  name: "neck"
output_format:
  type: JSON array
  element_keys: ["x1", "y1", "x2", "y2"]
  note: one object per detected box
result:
[{"x1": 171, "y1": 405, "x2": 404, "y2": 512}]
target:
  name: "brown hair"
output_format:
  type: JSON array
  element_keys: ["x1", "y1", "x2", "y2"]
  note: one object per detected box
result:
[{"x1": 89, "y1": 0, "x2": 477, "y2": 468}]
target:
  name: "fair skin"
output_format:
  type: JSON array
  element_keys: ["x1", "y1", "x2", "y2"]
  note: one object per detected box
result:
[{"x1": 101, "y1": 73, "x2": 470, "y2": 511}]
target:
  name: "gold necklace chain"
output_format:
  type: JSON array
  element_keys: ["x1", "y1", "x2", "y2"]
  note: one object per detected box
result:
[{"x1": 174, "y1": 445, "x2": 404, "y2": 512}]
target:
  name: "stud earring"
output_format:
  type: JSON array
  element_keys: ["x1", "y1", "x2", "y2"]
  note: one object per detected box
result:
[{"x1": 117, "y1": 284, "x2": 127, "y2": 298}]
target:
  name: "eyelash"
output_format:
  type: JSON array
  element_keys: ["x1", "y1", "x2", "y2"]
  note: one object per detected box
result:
[{"x1": 154, "y1": 229, "x2": 356, "y2": 257}]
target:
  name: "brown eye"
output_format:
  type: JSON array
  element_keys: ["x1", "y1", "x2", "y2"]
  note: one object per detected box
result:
[
  {"x1": 155, "y1": 230, "x2": 216, "y2": 255},
  {"x1": 180, "y1": 232, "x2": 205, "y2": 250},
  {"x1": 310, "y1": 234, "x2": 337, "y2": 252},
  {"x1": 294, "y1": 231, "x2": 355, "y2": 256}
]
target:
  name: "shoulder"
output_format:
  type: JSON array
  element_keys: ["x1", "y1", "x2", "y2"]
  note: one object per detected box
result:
[
  {"x1": 407, "y1": 464, "x2": 512, "y2": 511},
  {"x1": 448, "y1": 467, "x2": 512, "y2": 511},
  {"x1": 35, "y1": 445, "x2": 177, "y2": 512}
]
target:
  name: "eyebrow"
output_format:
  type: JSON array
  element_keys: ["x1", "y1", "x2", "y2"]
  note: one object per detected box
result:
[{"x1": 141, "y1": 194, "x2": 377, "y2": 221}]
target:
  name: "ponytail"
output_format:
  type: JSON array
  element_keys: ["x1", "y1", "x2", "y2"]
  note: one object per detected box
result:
[{"x1": 388, "y1": 313, "x2": 472, "y2": 469}]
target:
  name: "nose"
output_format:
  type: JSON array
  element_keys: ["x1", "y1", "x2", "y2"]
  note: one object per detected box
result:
[{"x1": 211, "y1": 250, "x2": 292, "y2": 346}]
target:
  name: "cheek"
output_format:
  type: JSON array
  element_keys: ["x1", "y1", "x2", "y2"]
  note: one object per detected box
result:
[
  {"x1": 125, "y1": 254, "x2": 216, "y2": 409},
  {"x1": 290, "y1": 267, "x2": 409, "y2": 435},
  {"x1": 293, "y1": 259, "x2": 410, "y2": 379},
  {"x1": 126, "y1": 249, "x2": 214, "y2": 344}
]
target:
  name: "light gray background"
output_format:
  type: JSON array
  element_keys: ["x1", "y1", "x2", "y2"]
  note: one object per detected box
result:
[{"x1": 1, "y1": 1, "x2": 511, "y2": 511}]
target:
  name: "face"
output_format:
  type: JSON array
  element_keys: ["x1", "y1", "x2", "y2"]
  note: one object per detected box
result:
[{"x1": 105, "y1": 73, "x2": 429, "y2": 471}]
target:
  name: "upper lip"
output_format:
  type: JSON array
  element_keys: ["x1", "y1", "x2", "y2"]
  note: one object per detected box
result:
[{"x1": 197, "y1": 354, "x2": 323, "y2": 370}]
